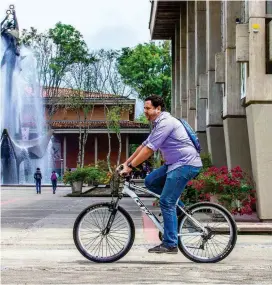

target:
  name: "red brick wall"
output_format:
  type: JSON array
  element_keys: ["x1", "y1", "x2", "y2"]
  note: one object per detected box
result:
[{"x1": 57, "y1": 133, "x2": 127, "y2": 168}]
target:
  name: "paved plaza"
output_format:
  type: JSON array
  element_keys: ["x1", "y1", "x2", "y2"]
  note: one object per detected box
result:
[{"x1": 1, "y1": 187, "x2": 272, "y2": 285}]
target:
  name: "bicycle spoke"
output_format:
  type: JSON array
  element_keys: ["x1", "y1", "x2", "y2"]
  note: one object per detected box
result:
[
  {"x1": 179, "y1": 204, "x2": 236, "y2": 262},
  {"x1": 76, "y1": 205, "x2": 132, "y2": 262}
]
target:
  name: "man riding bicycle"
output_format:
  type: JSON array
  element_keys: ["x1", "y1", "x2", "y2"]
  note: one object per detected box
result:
[{"x1": 120, "y1": 95, "x2": 202, "y2": 254}]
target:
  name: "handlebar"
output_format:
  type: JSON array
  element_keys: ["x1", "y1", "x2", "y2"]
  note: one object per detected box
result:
[{"x1": 116, "y1": 165, "x2": 131, "y2": 182}]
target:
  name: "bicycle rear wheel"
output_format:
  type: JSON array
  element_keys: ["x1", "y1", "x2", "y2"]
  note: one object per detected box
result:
[
  {"x1": 73, "y1": 203, "x2": 135, "y2": 263},
  {"x1": 178, "y1": 202, "x2": 237, "y2": 263}
]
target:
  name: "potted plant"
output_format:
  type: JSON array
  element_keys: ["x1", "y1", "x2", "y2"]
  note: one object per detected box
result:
[{"x1": 63, "y1": 166, "x2": 108, "y2": 193}]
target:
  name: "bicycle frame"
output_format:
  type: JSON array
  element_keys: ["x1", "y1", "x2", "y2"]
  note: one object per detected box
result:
[{"x1": 118, "y1": 181, "x2": 207, "y2": 236}]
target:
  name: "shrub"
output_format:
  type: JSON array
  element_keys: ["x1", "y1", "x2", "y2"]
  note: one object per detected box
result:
[
  {"x1": 182, "y1": 166, "x2": 256, "y2": 215},
  {"x1": 63, "y1": 166, "x2": 108, "y2": 185},
  {"x1": 200, "y1": 153, "x2": 212, "y2": 170}
]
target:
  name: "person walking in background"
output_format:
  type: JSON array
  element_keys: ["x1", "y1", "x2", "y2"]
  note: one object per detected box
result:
[
  {"x1": 34, "y1": 168, "x2": 42, "y2": 194},
  {"x1": 51, "y1": 171, "x2": 58, "y2": 194}
]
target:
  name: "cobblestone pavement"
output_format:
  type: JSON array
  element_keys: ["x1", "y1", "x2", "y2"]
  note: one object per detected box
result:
[{"x1": 1, "y1": 187, "x2": 272, "y2": 285}]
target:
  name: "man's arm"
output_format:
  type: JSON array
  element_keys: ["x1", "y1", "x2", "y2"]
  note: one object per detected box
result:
[
  {"x1": 124, "y1": 145, "x2": 144, "y2": 165},
  {"x1": 130, "y1": 146, "x2": 154, "y2": 167},
  {"x1": 120, "y1": 146, "x2": 154, "y2": 176}
]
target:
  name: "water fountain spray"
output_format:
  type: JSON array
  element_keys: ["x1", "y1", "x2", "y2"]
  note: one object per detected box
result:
[{"x1": 1, "y1": 5, "x2": 53, "y2": 184}]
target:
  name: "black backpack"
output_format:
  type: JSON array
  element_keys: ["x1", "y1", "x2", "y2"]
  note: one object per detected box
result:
[{"x1": 35, "y1": 172, "x2": 42, "y2": 180}]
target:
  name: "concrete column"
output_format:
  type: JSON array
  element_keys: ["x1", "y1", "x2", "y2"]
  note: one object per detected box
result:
[
  {"x1": 195, "y1": 1, "x2": 208, "y2": 149},
  {"x1": 206, "y1": 0, "x2": 227, "y2": 166},
  {"x1": 246, "y1": 105, "x2": 272, "y2": 220},
  {"x1": 186, "y1": 1, "x2": 195, "y2": 129},
  {"x1": 246, "y1": 1, "x2": 267, "y2": 103},
  {"x1": 171, "y1": 39, "x2": 176, "y2": 115},
  {"x1": 94, "y1": 136, "x2": 98, "y2": 164},
  {"x1": 195, "y1": 1, "x2": 206, "y2": 86},
  {"x1": 223, "y1": 118, "x2": 252, "y2": 174},
  {"x1": 196, "y1": 87, "x2": 208, "y2": 154},
  {"x1": 175, "y1": 22, "x2": 182, "y2": 118},
  {"x1": 223, "y1": 0, "x2": 245, "y2": 117},
  {"x1": 187, "y1": 1, "x2": 196, "y2": 111},
  {"x1": 126, "y1": 135, "x2": 129, "y2": 160},
  {"x1": 245, "y1": 1, "x2": 272, "y2": 220},
  {"x1": 187, "y1": 109, "x2": 196, "y2": 132},
  {"x1": 180, "y1": 3, "x2": 187, "y2": 120},
  {"x1": 222, "y1": 0, "x2": 252, "y2": 175},
  {"x1": 63, "y1": 136, "x2": 67, "y2": 171},
  {"x1": 198, "y1": 132, "x2": 208, "y2": 155}
]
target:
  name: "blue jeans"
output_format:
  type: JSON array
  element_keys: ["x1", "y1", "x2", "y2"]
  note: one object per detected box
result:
[
  {"x1": 145, "y1": 165, "x2": 201, "y2": 247},
  {"x1": 36, "y1": 180, "x2": 41, "y2": 193}
]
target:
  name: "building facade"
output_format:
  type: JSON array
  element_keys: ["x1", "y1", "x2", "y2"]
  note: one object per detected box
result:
[
  {"x1": 150, "y1": 0, "x2": 272, "y2": 220},
  {"x1": 44, "y1": 90, "x2": 149, "y2": 173}
]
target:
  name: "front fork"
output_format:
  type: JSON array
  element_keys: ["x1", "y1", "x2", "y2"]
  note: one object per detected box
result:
[{"x1": 102, "y1": 197, "x2": 121, "y2": 235}]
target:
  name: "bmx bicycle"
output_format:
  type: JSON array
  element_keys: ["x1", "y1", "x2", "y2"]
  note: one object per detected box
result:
[{"x1": 73, "y1": 172, "x2": 237, "y2": 263}]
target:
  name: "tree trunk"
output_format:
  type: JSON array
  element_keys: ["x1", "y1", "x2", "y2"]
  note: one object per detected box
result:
[
  {"x1": 77, "y1": 110, "x2": 83, "y2": 168},
  {"x1": 103, "y1": 104, "x2": 112, "y2": 173},
  {"x1": 107, "y1": 131, "x2": 112, "y2": 173},
  {"x1": 81, "y1": 129, "x2": 88, "y2": 168},
  {"x1": 116, "y1": 132, "x2": 122, "y2": 166},
  {"x1": 77, "y1": 132, "x2": 82, "y2": 168}
]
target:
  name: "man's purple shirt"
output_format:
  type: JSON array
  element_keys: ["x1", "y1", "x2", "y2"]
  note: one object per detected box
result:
[{"x1": 142, "y1": 112, "x2": 202, "y2": 172}]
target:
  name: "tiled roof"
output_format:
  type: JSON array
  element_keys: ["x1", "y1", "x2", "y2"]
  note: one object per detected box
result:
[
  {"x1": 49, "y1": 120, "x2": 149, "y2": 129},
  {"x1": 42, "y1": 88, "x2": 127, "y2": 99}
]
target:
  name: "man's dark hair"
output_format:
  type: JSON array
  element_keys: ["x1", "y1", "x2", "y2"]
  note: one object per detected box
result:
[
  {"x1": 37, "y1": 168, "x2": 40, "y2": 170},
  {"x1": 145, "y1": 95, "x2": 165, "y2": 111}
]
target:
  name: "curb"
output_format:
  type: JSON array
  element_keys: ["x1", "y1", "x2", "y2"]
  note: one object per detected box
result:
[{"x1": 237, "y1": 224, "x2": 272, "y2": 234}]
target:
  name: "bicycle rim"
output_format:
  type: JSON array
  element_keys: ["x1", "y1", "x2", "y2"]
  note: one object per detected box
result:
[
  {"x1": 75, "y1": 205, "x2": 132, "y2": 262},
  {"x1": 178, "y1": 204, "x2": 236, "y2": 263}
]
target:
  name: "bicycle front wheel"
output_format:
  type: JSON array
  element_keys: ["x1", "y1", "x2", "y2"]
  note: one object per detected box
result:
[
  {"x1": 73, "y1": 203, "x2": 135, "y2": 263},
  {"x1": 178, "y1": 202, "x2": 237, "y2": 263}
]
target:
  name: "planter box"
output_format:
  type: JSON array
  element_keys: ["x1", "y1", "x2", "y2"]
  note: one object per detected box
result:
[
  {"x1": 72, "y1": 181, "x2": 83, "y2": 193},
  {"x1": 233, "y1": 212, "x2": 259, "y2": 222}
]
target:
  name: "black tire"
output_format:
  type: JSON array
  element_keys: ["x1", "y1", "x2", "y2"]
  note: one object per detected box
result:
[
  {"x1": 73, "y1": 203, "x2": 135, "y2": 263},
  {"x1": 178, "y1": 202, "x2": 237, "y2": 263}
]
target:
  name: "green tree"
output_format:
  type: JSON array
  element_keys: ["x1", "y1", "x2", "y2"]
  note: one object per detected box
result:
[
  {"x1": 21, "y1": 23, "x2": 91, "y2": 129},
  {"x1": 48, "y1": 22, "x2": 89, "y2": 92},
  {"x1": 117, "y1": 41, "x2": 171, "y2": 110},
  {"x1": 21, "y1": 23, "x2": 89, "y2": 90},
  {"x1": 136, "y1": 113, "x2": 149, "y2": 124}
]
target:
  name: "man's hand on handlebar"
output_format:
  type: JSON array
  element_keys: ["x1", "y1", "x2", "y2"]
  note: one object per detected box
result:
[{"x1": 117, "y1": 163, "x2": 133, "y2": 177}]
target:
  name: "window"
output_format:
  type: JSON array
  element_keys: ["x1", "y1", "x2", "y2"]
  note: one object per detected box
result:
[
  {"x1": 267, "y1": 1, "x2": 272, "y2": 15},
  {"x1": 266, "y1": 1, "x2": 272, "y2": 74}
]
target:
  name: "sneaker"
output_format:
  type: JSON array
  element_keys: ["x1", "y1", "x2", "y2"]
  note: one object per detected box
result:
[{"x1": 148, "y1": 243, "x2": 178, "y2": 254}]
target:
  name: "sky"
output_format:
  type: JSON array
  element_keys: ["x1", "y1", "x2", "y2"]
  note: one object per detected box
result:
[
  {"x1": 1, "y1": 0, "x2": 152, "y2": 50},
  {"x1": 1, "y1": 0, "x2": 152, "y2": 116}
]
